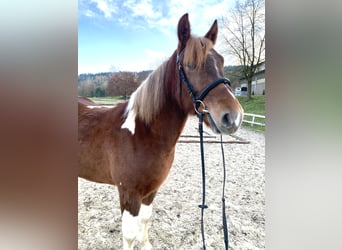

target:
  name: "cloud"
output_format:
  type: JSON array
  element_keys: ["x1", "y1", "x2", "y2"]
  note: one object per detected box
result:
[
  {"x1": 92, "y1": 0, "x2": 118, "y2": 18},
  {"x1": 80, "y1": 0, "x2": 231, "y2": 34},
  {"x1": 84, "y1": 9, "x2": 96, "y2": 18},
  {"x1": 143, "y1": 48, "x2": 170, "y2": 68},
  {"x1": 110, "y1": 48, "x2": 170, "y2": 72},
  {"x1": 123, "y1": 0, "x2": 161, "y2": 19},
  {"x1": 140, "y1": 0, "x2": 231, "y2": 36},
  {"x1": 79, "y1": 0, "x2": 118, "y2": 19}
]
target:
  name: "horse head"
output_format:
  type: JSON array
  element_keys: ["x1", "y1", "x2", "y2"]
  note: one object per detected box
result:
[{"x1": 176, "y1": 13, "x2": 244, "y2": 134}]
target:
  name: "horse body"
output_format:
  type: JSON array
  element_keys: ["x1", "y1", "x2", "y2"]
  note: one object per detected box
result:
[
  {"x1": 78, "y1": 13, "x2": 243, "y2": 250},
  {"x1": 78, "y1": 62, "x2": 188, "y2": 193}
]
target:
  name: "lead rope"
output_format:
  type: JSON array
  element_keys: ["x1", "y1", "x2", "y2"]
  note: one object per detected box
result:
[
  {"x1": 198, "y1": 112, "x2": 208, "y2": 250},
  {"x1": 197, "y1": 112, "x2": 229, "y2": 250},
  {"x1": 220, "y1": 134, "x2": 229, "y2": 249}
]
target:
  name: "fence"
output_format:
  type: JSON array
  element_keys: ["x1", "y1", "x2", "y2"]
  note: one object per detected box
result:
[{"x1": 243, "y1": 113, "x2": 265, "y2": 127}]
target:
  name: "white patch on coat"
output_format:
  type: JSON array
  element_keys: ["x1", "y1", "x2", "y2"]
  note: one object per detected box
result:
[
  {"x1": 121, "y1": 204, "x2": 153, "y2": 250},
  {"x1": 121, "y1": 92, "x2": 137, "y2": 135},
  {"x1": 137, "y1": 204, "x2": 153, "y2": 250},
  {"x1": 122, "y1": 210, "x2": 139, "y2": 250}
]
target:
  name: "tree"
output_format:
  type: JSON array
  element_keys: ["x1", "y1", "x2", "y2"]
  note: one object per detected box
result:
[
  {"x1": 78, "y1": 73, "x2": 110, "y2": 97},
  {"x1": 221, "y1": 0, "x2": 265, "y2": 100},
  {"x1": 78, "y1": 81, "x2": 95, "y2": 97},
  {"x1": 94, "y1": 86, "x2": 106, "y2": 97},
  {"x1": 107, "y1": 72, "x2": 138, "y2": 99}
]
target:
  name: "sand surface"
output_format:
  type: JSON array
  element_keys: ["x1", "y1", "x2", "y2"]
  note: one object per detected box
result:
[{"x1": 78, "y1": 117, "x2": 265, "y2": 249}]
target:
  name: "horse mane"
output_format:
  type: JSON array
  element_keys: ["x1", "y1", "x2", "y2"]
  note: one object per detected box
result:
[
  {"x1": 183, "y1": 36, "x2": 214, "y2": 70},
  {"x1": 126, "y1": 35, "x2": 214, "y2": 125},
  {"x1": 128, "y1": 61, "x2": 167, "y2": 124}
]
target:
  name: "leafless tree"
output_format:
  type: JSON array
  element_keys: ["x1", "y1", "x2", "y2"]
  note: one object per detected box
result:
[
  {"x1": 107, "y1": 72, "x2": 138, "y2": 99},
  {"x1": 221, "y1": 0, "x2": 265, "y2": 100}
]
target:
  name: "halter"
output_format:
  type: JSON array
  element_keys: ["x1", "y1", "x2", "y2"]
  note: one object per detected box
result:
[
  {"x1": 176, "y1": 53, "x2": 231, "y2": 111},
  {"x1": 177, "y1": 52, "x2": 230, "y2": 250}
]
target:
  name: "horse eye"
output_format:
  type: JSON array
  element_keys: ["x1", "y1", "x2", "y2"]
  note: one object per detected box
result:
[{"x1": 186, "y1": 63, "x2": 195, "y2": 70}]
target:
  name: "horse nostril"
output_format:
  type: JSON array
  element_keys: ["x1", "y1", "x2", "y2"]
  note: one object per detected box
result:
[
  {"x1": 222, "y1": 111, "x2": 241, "y2": 129},
  {"x1": 221, "y1": 113, "x2": 231, "y2": 127}
]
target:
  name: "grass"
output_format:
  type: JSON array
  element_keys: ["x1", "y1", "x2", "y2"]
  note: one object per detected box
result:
[{"x1": 237, "y1": 95, "x2": 265, "y2": 132}]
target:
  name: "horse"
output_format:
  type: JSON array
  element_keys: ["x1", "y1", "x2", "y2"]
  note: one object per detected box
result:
[{"x1": 78, "y1": 13, "x2": 244, "y2": 250}]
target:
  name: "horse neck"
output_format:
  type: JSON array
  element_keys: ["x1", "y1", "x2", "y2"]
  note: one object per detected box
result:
[
  {"x1": 146, "y1": 100, "x2": 188, "y2": 148},
  {"x1": 142, "y1": 54, "x2": 193, "y2": 148}
]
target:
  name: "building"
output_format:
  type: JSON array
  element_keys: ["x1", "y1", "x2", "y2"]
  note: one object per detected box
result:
[{"x1": 238, "y1": 61, "x2": 265, "y2": 95}]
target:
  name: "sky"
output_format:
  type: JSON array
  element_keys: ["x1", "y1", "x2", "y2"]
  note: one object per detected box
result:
[{"x1": 78, "y1": 0, "x2": 236, "y2": 74}]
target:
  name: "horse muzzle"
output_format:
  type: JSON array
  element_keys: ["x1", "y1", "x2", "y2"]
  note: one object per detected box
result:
[
  {"x1": 207, "y1": 110, "x2": 243, "y2": 135},
  {"x1": 221, "y1": 111, "x2": 243, "y2": 134}
]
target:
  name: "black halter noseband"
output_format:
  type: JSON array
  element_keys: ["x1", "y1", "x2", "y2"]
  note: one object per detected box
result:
[{"x1": 176, "y1": 52, "x2": 230, "y2": 250}]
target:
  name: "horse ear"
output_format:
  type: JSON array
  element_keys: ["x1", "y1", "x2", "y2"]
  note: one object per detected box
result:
[
  {"x1": 177, "y1": 13, "x2": 191, "y2": 51},
  {"x1": 205, "y1": 20, "x2": 218, "y2": 44}
]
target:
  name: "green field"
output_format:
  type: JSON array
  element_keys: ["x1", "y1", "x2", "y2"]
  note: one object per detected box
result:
[{"x1": 237, "y1": 96, "x2": 265, "y2": 132}]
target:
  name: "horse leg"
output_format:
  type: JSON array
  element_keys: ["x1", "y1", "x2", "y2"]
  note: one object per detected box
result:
[
  {"x1": 136, "y1": 204, "x2": 153, "y2": 250},
  {"x1": 119, "y1": 189, "x2": 157, "y2": 250},
  {"x1": 122, "y1": 205, "x2": 153, "y2": 250},
  {"x1": 137, "y1": 192, "x2": 157, "y2": 250},
  {"x1": 119, "y1": 190, "x2": 142, "y2": 250},
  {"x1": 122, "y1": 209, "x2": 140, "y2": 250}
]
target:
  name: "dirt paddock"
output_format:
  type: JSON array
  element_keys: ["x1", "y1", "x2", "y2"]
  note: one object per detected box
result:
[{"x1": 78, "y1": 117, "x2": 265, "y2": 249}]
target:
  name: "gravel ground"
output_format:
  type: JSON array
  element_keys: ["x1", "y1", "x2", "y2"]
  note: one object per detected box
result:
[{"x1": 78, "y1": 116, "x2": 265, "y2": 249}]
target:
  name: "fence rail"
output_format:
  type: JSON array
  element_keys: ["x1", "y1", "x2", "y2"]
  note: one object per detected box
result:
[{"x1": 243, "y1": 113, "x2": 265, "y2": 127}]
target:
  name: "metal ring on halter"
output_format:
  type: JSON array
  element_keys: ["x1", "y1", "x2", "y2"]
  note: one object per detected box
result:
[{"x1": 194, "y1": 100, "x2": 207, "y2": 115}]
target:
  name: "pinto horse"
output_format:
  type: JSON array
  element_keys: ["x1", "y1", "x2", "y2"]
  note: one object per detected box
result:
[{"x1": 78, "y1": 13, "x2": 244, "y2": 250}]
